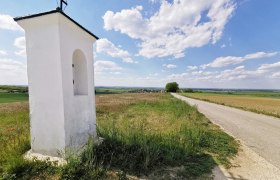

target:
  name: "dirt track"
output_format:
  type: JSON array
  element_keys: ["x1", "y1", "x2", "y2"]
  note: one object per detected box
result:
[{"x1": 171, "y1": 93, "x2": 280, "y2": 179}]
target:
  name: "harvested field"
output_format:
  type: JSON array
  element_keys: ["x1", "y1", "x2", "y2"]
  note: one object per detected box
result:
[{"x1": 181, "y1": 93, "x2": 280, "y2": 118}]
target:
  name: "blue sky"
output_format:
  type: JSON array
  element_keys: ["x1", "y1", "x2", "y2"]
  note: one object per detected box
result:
[{"x1": 0, "y1": 0, "x2": 280, "y2": 89}]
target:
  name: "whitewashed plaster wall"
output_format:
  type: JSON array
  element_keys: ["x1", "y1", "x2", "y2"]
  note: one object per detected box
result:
[{"x1": 17, "y1": 12, "x2": 97, "y2": 157}]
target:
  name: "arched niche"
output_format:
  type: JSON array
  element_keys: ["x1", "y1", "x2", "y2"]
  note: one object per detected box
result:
[{"x1": 72, "y1": 49, "x2": 88, "y2": 95}]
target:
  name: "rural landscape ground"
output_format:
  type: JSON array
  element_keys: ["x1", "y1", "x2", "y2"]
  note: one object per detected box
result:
[
  {"x1": 181, "y1": 91, "x2": 280, "y2": 118},
  {"x1": 0, "y1": 86, "x2": 280, "y2": 179},
  {"x1": 173, "y1": 93, "x2": 280, "y2": 179}
]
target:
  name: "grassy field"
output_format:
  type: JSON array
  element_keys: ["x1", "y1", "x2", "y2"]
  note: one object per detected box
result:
[
  {"x1": 95, "y1": 87, "x2": 163, "y2": 94},
  {"x1": 95, "y1": 87, "x2": 131, "y2": 94},
  {"x1": 0, "y1": 93, "x2": 238, "y2": 179},
  {"x1": 0, "y1": 93, "x2": 28, "y2": 103},
  {"x1": 181, "y1": 91, "x2": 280, "y2": 118}
]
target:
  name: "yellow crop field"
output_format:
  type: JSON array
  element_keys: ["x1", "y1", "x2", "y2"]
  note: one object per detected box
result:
[{"x1": 182, "y1": 93, "x2": 280, "y2": 118}]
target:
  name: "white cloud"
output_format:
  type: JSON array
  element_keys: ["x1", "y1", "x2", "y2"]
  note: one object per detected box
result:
[
  {"x1": 103, "y1": 0, "x2": 236, "y2": 59},
  {"x1": 149, "y1": 73, "x2": 159, "y2": 76},
  {"x1": 258, "y1": 61, "x2": 280, "y2": 71},
  {"x1": 96, "y1": 38, "x2": 129, "y2": 58},
  {"x1": 15, "y1": 49, "x2": 26, "y2": 57},
  {"x1": 96, "y1": 38, "x2": 136, "y2": 63},
  {"x1": 110, "y1": 71, "x2": 121, "y2": 75},
  {"x1": 95, "y1": 60, "x2": 280, "y2": 89},
  {"x1": 191, "y1": 70, "x2": 218, "y2": 76},
  {"x1": 14, "y1": 36, "x2": 26, "y2": 57},
  {"x1": 187, "y1": 66, "x2": 198, "y2": 71},
  {"x1": 163, "y1": 64, "x2": 177, "y2": 69},
  {"x1": 174, "y1": 53, "x2": 185, "y2": 59},
  {"x1": 167, "y1": 73, "x2": 189, "y2": 80},
  {"x1": 14, "y1": 37, "x2": 25, "y2": 48},
  {"x1": 149, "y1": 0, "x2": 162, "y2": 4},
  {"x1": 103, "y1": 6, "x2": 146, "y2": 39},
  {"x1": 123, "y1": 57, "x2": 138, "y2": 64},
  {"x1": 167, "y1": 61, "x2": 280, "y2": 85},
  {"x1": 244, "y1": 51, "x2": 278, "y2": 59},
  {"x1": 201, "y1": 51, "x2": 278, "y2": 69},
  {"x1": 0, "y1": 14, "x2": 23, "y2": 31},
  {"x1": 0, "y1": 58, "x2": 27, "y2": 85},
  {"x1": 94, "y1": 60, "x2": 122, "y2": 72},
  {"x1": 221, "y1": 44, "x2": 226, "y2": 48},
  {"x1": 0, "y1": 50, "x2": 7, "y2": 56},
  {"x1": 271, "y1": 72, "x2": 280, "y2": 79}
]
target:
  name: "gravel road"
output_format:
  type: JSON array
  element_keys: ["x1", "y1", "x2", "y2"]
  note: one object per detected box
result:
[{"x1": 171, "y1": 93, "x2": 280, "y2": 171}]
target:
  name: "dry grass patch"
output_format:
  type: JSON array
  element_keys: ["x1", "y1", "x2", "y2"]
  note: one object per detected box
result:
[{"x1": 96, "y1": 93, "x2": 160, "y2": 112}]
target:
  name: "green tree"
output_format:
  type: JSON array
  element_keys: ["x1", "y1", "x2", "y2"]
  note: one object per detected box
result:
[{"x1": 165, "y1": 82, "x2": 179, "y2": 92}]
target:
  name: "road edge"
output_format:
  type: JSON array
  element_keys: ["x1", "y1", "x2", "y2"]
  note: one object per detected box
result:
[{"x1": 171, "y1": 93, "x2": 280, "y2": 180}]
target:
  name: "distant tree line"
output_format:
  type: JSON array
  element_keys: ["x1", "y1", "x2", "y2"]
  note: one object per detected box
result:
[{"x1": 0, "y1": 86, "x2": 28, "y2": 93}]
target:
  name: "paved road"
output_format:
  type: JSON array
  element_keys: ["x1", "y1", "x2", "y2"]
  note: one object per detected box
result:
[{"x1": 171, "y1": 93, "x2": 280, "y2": 169}]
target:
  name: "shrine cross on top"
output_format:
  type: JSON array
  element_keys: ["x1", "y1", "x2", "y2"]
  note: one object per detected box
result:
[{"x1": 59, "y1": 0, "x2": 68, "y2": 11}]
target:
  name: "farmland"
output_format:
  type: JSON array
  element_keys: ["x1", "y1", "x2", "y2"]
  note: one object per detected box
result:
[
  {"x1": 0, "y1": 93, "x2": 28, "y2": 104},
  {"x1": 0, "y1": 93, "x2": 238, "y2": 179},
  {"x1": 181, "y1": 91, "x2": 280, "y2": 118},
  {"x1": 0, "y1": 86, "x2": 28, "y2": 103}
]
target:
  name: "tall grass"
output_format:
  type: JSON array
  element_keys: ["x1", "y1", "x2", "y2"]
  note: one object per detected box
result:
[
  {"x1": 0, "y1": 103, "x2": 30, "y2": 175},
  {"x1": 1, "y1": 94, "x2": 238, "y2": 179},
  {"x1": 0, "y1": 103, "x2": 59, "y2": 179},
  {"x1": 61, "y1": 94, "x2": 238, "y2": 179}
]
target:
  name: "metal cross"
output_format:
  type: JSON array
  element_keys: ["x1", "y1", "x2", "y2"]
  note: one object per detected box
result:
[{"x1": 60, "y1": 0, "x2": 68, "y2": 11}]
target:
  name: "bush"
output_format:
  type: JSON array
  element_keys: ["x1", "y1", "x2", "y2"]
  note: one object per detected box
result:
[{"x1": 165, "y1": 82, "x2": 179, "y2": 92}]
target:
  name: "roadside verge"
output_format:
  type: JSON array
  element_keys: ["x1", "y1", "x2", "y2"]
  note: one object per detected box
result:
[{"x1": 171, "y1": 93, "x2": 280, "y2": 180}]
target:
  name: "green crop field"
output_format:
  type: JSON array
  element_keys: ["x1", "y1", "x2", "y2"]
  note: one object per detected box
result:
[
  {"x1": 0, "y1": 93, "x2": 29, "y2": 104},
  {"x1": 0, "y1": 93, "x2": 238, "y2": 179},
  {"x1": 0, "y1": 86, "x2": 29, "y2": 104},
  {"x1": 181, "y1": 91, "x2": 280, "y2": 118}
]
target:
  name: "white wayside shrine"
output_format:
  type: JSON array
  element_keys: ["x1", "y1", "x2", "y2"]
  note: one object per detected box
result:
[{"x1": 14, "y1": 9, "x2": 99, "y2": 159}]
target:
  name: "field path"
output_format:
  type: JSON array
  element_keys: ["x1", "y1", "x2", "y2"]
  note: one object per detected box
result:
[{"x1": 171, "y1": 93, "x2": 280, "y2": 179}]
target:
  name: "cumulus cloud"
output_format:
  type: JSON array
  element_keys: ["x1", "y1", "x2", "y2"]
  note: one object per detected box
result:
[
  {"x1": 0, "y1": 14, "x2": 23, "y2": 31},
  {"x1": 14, "y1": 36, "x2": 26, "y2": 57},
  {"x1": 257, "y1": 61, "x2": 280, "y2": 71},
  {"x1": 103, "y1": 0, "x2": 236, "y2": 59},
  {"x1": 94, "y1": 60, "x2": 122, "y2": 72},
  {"x1": 187, "y1": 66, "x2": 198, "y2": 71},
  {"x1": 96, "y1": 38, "x2": 136, "y2": 63},
  {"x1": 96, "y1": 38, "x2": 129, "y2": 58},
  {"x1": 123, "y1": 57, "x2": 138, "y2": 64},
  {"x1": 167, "y1": 73, "x2": 189, "y2": 80},
  {"x1": 109, "y1": 71, "x2": 121, "y2": 75},
  {"x1": 271, "y1": 72, "x2": 280, "y2": 79},
  {"x1": 0, "y1": 50, "x2": 7, "y2": 56},
  {"x1": 94, "y1": 60, "x2": 280, "y2": 88},
  {"x1": 163, "y1": 64, "x2": 177, "y2": 69},
  {"x1": 201, "y1": 51, "x2": 278, "y2": 69},
  {"x1": 0, "y1": 58, "x2": 27, "y2": 85},
  {"x1": 221, "y1": 44, "x2": 226, "y2": 48},
  {"x1": 168, "y1": 60, "x2": 280, "y2": 85},
  {"x1": 149, "y1": 0, "x2": 162, "y2": 4},
  {"x1": 149, "y1": 73, "x2": 159, "y2": 76}
]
